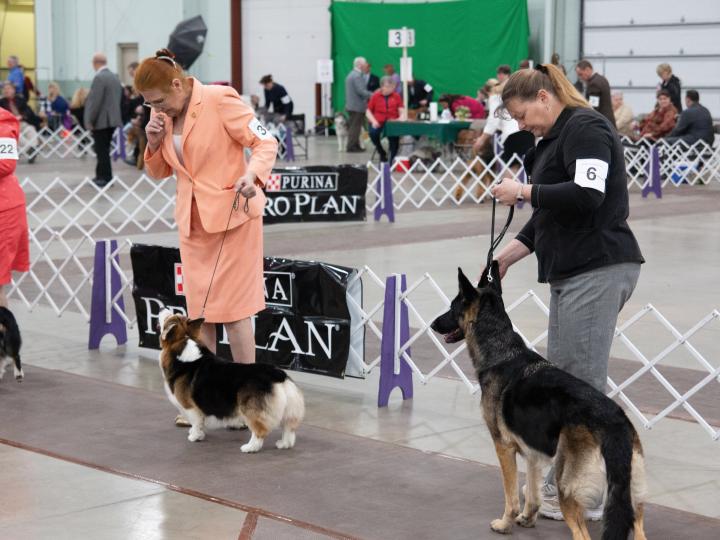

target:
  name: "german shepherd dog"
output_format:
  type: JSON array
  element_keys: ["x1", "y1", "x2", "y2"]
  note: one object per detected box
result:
[
  {"x1": 431, "y1": 265, "x2": 646, "y2": 540},
  {"x1": 0, "y1": 306, "x2": 24, "y2": 382}
]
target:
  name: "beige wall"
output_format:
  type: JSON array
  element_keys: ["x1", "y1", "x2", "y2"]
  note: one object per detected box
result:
[{"x1": 0, "y1": 1, "x2": 36, "y2": 84}]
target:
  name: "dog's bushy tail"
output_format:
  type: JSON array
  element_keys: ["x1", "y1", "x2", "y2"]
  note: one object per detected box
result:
[{"x1": 600, "y1": 421, "x2": 635, "y2": 540}]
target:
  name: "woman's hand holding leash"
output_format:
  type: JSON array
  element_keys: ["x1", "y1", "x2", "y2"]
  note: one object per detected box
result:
[
  {"x1": 234, "y1": 174, "x2": 257, "y2": 199},
  {"x1": 491, "y1": 177, "x2": 529, "y2": 206},
  {"x1": 146, "y1": 112, "x2": 167, "y2": 153}
]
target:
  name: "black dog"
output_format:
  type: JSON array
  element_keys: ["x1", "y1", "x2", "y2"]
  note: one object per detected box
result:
[
  {"x1": 431, "y1": 265, "x2": 646, "y2": 540},
  {"x1": 0, "y1": 306, "x2": 23, "y2": 381}
]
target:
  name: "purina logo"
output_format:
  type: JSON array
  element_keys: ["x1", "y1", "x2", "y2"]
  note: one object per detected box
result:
[
  {"x1": 265, "y1": 172, "x2": 339, "y2": 193},
  {"x1": 174, "y1": 263, "x2": 184, "y2": 296}
]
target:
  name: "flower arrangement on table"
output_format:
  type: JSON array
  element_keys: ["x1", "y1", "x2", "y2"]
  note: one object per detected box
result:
[{"x1": 453, "y1": 105, "x2": 471, "y2": 121}]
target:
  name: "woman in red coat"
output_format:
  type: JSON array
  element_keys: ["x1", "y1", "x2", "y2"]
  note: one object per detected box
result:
[
  {"x1": 0, "y1": 107, "x2": 30, "y2": 307},
  {"x1": 638, "y1": 89, "x2": 677, "y2": 141}
]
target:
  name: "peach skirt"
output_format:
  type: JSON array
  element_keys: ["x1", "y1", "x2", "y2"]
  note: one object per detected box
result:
[{"x1": 179, "y1": 199, "x2": 265, "y2": 322}]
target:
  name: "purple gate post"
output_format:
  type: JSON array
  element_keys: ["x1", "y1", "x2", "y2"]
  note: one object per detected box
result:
[
  {"x1": 642, "y1": 145, "x2": 662, "y2": 199},
  {"x1": 373, "y1": 162, "x2": 395, "y2": 222},
  {"x1": 283, "y1": 125, "x2": 295, "y2": 161},
  {"x1": 111, "y1": 127, "x2": 126, "y2": 162},
  {"x1": 378, "y1": 274, "x2": 413, "y2": 407},
  {"x1": 89, "y1": 239, "x2": 128, "y2": 349}
]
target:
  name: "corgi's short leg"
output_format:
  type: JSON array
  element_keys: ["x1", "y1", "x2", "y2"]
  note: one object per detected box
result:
[
  {"x1": 241, "y1": 417, "x2": 269, "y2": 453},
  {"x1": 275, "y1": 428, "x2": 296, "y2": 449},
  {"x1": 185, "y1": 409, "x2": 206, "y2": 442},
  {"x1": 241, "y1": 431, "x2": 264, "y2": 453}
]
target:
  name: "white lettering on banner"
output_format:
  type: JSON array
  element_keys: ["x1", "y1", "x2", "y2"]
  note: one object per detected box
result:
[
  {"x1": 280, "y1": 95, "x2": 291, "y2": 105},
  {"x1": 0, "y1": 137, "x2": 19, "y2": 160},
  {"x1": 259, "y1": 317, "x2": 338, "y2": 357},
  {"x1": 249, "y1": 117, "x2": 273, "y2": 140},
  {"x1": 143, "y1": 298, "x2": 187, "y2": 335},
  {"x1": 574, "y1": 158, "x2": 608, "y2": 193},
  {"x1": 264, "y1": 271, "x2": 293, "y2": 307},
  {"x1": 280, "y1": 173, "x2": 338, "y2": 192},
  {"x1": 265, "y1": 194, "x2": 362, "y2": 217}
]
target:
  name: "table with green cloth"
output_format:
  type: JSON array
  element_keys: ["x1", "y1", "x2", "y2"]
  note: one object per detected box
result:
[{"x1": 383, "y1": 120, "x2": 473, "y2": 144}]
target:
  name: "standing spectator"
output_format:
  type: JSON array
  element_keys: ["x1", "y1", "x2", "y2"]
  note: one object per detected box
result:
[
  {"x1": 0, "y1": 107, "x2": 30, "y2": 310},
  {"x1": 259, "y1": 74, "x2": 293, "y2": 119},
  {"x1": 611, "y1": 91, "x2": 635, "y2": 139},
  {"x1": 383, "y1": 64, "x2": 402, "y2": 95},
  {"x1": 575, "y1": 60, "x2": 615, "y2": 126},
  {"x1": 496, "y1": 64, "x2": 512, "y2": 84},
  {"x1": 344, "y1": 57, "x2": 372, "y2": 152},
  {"x1": 6, "y1": 56, "x2": 24, "y2": 96},
  {"x1": 438, "y1": 94, "x2": 486, "y2": 119},
  {"x1": 656, "y1": 63, "x2": 682, "y2": 113},
  {"x1": 84, "y1": 52, "x2": 123, "y2": 188},
  {"x1": 638, "y1": 89, "x2": 677, "y2": 141},
  {"x1": 666, "y1": 90, "x2": 714, "y2": 146},
  {"x1": 366, "y1": 76, "x2": 404, "y2": 163},
  {"x1": 39, "y1": 82, "x2": 70, "y2": 131},
  {"x1": 0, "y1": 82, "x2": 41, "y2": 163},
  {"x1": 365, "y1": 63, "x2": 380, "y2": 92},
  {"x1": 407, "y1": 78, "x2": 434, "y2": 109},
  {"x1": 69, "y1": 87, "x2": 89, "y2": 128}
]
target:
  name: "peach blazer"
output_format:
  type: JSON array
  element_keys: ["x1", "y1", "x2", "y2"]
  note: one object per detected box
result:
[{"x1": 144, "y1": 79, "x2": 278, "y2": 236}]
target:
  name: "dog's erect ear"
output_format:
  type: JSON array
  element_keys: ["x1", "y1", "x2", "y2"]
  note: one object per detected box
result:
[
  {"x1": 187, "y1": 317, "x2": 205, "y2": 336},
  {"x1": 458, "y1": 268, "x2": 478, "y2": 300},
  {"x1": 160, "y1": 321, "x2": 178, "y2": 342}
]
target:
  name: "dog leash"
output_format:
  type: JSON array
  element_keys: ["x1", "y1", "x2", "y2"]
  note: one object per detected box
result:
[
  {"x1": 199, "y1": 191, "x2": 249, "y2": 318},
  {"x1": 485, "y1": 196, "x2": 514, "y2": 283}
]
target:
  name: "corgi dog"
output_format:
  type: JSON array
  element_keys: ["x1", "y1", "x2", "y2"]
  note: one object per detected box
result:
[
  {"x1": 158, "y1": 309, "x2": 304, "y2": 453},
  {"x1": 0, "y1": 306, "x2": 24, "y2": 382}
]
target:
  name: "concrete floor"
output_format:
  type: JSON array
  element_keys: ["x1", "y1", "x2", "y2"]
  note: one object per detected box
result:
[{"x1": 3, "y1": 136, "x2": 720, "y2": 539}]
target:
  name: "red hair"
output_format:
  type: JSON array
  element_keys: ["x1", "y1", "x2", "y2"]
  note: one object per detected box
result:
[{"x1": 134, "y1": 48, "x2": 188, "y2": 92}]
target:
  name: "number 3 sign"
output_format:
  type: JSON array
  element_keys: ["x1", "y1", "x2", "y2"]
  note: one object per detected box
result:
[{"x1": 388, "y1": 28, "x2": 415, "y2": 48}]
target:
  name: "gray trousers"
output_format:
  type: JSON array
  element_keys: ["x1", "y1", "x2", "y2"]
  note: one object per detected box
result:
[
  {"x1": 545, "y1": 262, "x2": 641, "y2": 487},
  {"x1": 347, "y1": 110, "x2": 365, "y2": 151}
]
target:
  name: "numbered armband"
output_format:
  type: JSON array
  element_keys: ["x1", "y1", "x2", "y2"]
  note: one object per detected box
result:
[
  {"x1": 248, "y1": 118, "x2": 274, "y2": 141},
  {"x1": 574, "y1": 158, "x2": 608, "y2": 193},
  {"x1": 588, "y1": 95, "x2": 600, "y2": 108},
  {"x1": 0, "y1": 137, "x2": 19, "y2": 160},
  {"x1": 423, "y1": 83, "x2": 433, "y2": 93},
  {"x1": 280, "y1": 95, "x2": 292, "y2": 105}
]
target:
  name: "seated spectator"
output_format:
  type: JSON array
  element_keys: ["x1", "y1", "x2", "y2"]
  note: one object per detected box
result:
[
  {"x1": 39, "y1": 82, "x2": 70, "y2": 130},
  {"x1": 638, "y1": 89, "x2": 677, "y2": 141},
  {"x1": 365, "y1": 76, "x2": 404, "y2": 163},
  {"x1": 126, "y1": 104, "x2": 148, "y2": 169},
  {"x1": 656, "y1": 63, "x2": 682, "y2": 113},
  {"x1": 69, "y1": 87, "x2": 89, "y2": 128},
  {"x1": 438, "y1": 94, "x2": 486, "y2": 119},
  {"x1": 260, "y1": 74, "x2": 293, "y2": 120},
  {"x1": 407, "y1": 78, "x2": 433, "y2": 109},
  {"x1": 612, "y1": 91, "x2": 635, "y2": 139},
  {"x1": 666, "y1": 90, "x2": 714, "y2": 146},
  {"x1": 0, "y1": 81, "x2": 41, "y2": 162}
]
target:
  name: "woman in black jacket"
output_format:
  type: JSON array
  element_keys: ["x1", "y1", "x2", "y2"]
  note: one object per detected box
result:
[
  {"x1": 656, "y1": 63, "x2": 682, "y2": 113},
  {"x1": 488, "y1": 63, "x2": 644, "y2": 521}
]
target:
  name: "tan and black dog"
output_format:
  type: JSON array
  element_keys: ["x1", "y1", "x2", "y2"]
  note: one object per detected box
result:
[
  {"x1": 431, "y1": 265, "x2": 646, "y2": 540},
  {"x1": 158, "y1": 309, "x2": 304, "y2": 453}
]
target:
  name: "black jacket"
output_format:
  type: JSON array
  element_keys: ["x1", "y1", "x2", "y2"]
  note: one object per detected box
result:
[
  {"x1": 408, "y1": 79, "x2": 433, "y2": 109},
  {"x1": 516, "y1": 107, "x2": 644, "y2": 283},
  {"x1": 582, "y1": 73, "x2": 615, "y2": 127},
  {"x1": 660, "y1": 75, "x2": 682, "y2": 113},
  {"x1": 668, "y1": 102, "x2": 714, "y2": 145},
  {"x1": 264, "y1": 83, "x2": 293, "y2": 116},
  {"x1": 367, "y1": 73, "x2": 380, "y2": 92},
  {"x1": 0, "y1": 95, "x2": 41, "y2": 130}
]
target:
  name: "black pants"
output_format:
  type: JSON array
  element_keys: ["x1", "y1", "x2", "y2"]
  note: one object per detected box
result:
[
  {"x1": 347, "y1": 111, "x2": 365, "y2": 151},
  {"x1": 93, "y1": 127, "x2": 115, "y2": 182},
  {"x1": 369, "y1": 126, "x2": 399, "y2": 163}
]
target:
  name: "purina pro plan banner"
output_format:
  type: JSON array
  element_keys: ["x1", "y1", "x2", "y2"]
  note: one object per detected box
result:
[
  {"x1": 131, "y1": 245, "x2": 365, "y2": 379},
  {"x1": 263, "y1": 165, "x2": 367, "y2": 224}
]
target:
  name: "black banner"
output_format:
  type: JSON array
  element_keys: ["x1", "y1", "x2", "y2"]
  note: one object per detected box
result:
[
  {"x1": 130, "y1": 244, "x2": 363, "y2": 378},
  {"x1": 263, "y1": 165, "x2": 367, "y2": 224}
]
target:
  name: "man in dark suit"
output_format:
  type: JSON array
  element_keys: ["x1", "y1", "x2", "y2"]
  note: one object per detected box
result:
[
  {"x1": 575, "y1": 60, "x2": 616, "y2": 127},
  {"x1": 364, "y1": 63, "x2": 380, "y2": 92},
  {"x1": 666, "y1": 90, "x2": 714, "y2": 146},
  {"x1": 407, "y1": 78, "x2": 433, "y2": 109},
  {"x1": 84, "y1": 52, "x2": 123, "y2": 187}
]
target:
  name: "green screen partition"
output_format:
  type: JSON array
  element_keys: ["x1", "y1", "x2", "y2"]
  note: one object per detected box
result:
[{"x1": 331, "y1": 0, "x2": 529, "y2": 111}]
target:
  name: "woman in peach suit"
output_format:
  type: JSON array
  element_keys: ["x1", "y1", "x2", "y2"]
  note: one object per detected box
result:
[{"x1": 136, "y1": 50, "x2": 277, "y2": 368}]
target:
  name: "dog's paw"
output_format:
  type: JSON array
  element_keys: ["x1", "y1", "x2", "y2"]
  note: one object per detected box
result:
[
  {"x1": 187, "y1": 428, "x2": 205, "y2": 442},
  {"x1": 275, "y1": 440, "x2": 292, "y2": 450},
  {"x1": 515, "y1": 512, "x2": 537, "y2": 528},
  {"x1": 240, "y1": 442, "x2": 261, "y2": 453},
  {"x1": 14, "y1": 368, "x2": 24, "y2": 381},
  {"x1": 490, "y1": 518, "x2": 512, "y2": 534}
]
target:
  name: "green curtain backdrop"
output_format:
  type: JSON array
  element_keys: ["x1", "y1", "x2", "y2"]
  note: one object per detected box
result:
[{"x1": 330, "y1": 0, "x2": 529, "y2": 111}]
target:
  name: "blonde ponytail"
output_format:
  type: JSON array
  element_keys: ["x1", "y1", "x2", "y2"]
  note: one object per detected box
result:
[{"x1": 501, "y1": 63, "x2": 590, "y2": 109}]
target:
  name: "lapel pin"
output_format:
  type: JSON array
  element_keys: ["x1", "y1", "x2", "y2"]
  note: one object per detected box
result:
[{"x1": 191, "y1": 112, "x2": 196, "y2": 118}]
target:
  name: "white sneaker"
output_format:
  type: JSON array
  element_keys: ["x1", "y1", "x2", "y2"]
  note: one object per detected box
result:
[{"x1": 523, "y1": 483, "x2": 603, "y2": 522}]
